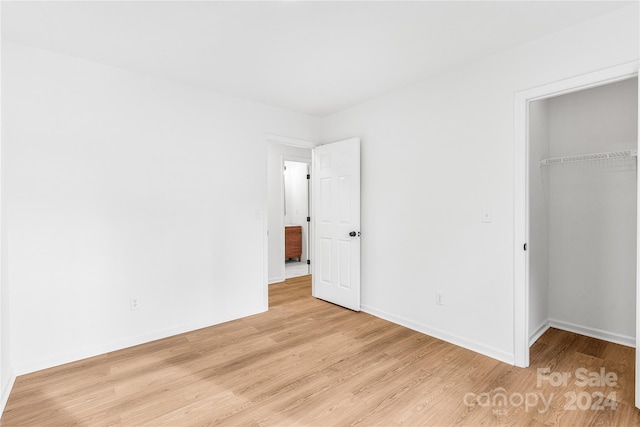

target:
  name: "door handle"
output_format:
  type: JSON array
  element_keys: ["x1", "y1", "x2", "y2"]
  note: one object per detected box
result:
[{"x1": 349, "y1": 231, "x2": 361, "y2": 237}]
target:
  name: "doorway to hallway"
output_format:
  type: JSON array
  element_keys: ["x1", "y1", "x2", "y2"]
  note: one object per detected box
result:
[
  {"x1": 283, "y1": 160, "x2": 311, "y2": 280},
  {"x1": 266, "y1": 138, "x2": 313, "y2": 288}
]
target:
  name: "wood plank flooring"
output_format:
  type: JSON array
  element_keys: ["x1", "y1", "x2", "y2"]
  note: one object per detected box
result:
[{"x1": 2, "y1": 275, "x2": 639, "y2": 425}]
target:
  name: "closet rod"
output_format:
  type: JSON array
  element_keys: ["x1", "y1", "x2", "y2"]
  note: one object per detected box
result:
[{"x1": 540, "y1": 149, "x2": 637, "y2": 167}]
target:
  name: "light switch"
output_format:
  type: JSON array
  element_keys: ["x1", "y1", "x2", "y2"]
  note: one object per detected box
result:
[{"x1": 482, "y1": 208, "x2": 493, "y2": 223}]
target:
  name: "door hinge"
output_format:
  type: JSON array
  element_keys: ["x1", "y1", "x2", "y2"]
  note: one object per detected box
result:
[
  {"x1": 306, "y1": 259, "x2": 311, "y2": 265},
  {"x1": 524, "y1": 243, "x2": 528, "y2": 251},
  {"x1": 307, "y1": 174, "x2": 310, "y2": 179},
  {"x1": 307, "y1": 216, "x2": 310, "y2": 222}
]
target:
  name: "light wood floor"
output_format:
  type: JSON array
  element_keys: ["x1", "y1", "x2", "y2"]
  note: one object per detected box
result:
[{"x1": 2, "y1": 275, "x2": 639, "y2": 425}]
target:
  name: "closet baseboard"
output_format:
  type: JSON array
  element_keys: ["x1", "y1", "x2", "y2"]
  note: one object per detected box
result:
[
  {"x1": 549, "y1": 318, "x2": 635, "y2": 348},
  {"x1": 529, "y1": 320, "x2": 551, "y2": 347}
]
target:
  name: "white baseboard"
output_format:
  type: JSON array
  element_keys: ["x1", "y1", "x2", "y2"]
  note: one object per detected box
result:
[
  {"x1": 548, "y1": 318, "x2": 635, "y2": 348},
  {"x1": 15, "y1": 308, "x2": 266, "y2": 376},
  {"x1": 361, "y1": 304, "x2": 514, "y2": 365},
  {"x1": 1, "y1": 370, "x2": 16, "y2": 414},
  {"x1": 529, "y1": 320, "x2": 550, "y2": 347},
  {"x1": 269, "y1": 276, "x2": 285, "y2": 285}
]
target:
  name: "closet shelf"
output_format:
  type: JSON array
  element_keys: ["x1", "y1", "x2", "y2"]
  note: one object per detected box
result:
[{"x1": 540, "y1": 149, "x2": 637, "y2": 167}]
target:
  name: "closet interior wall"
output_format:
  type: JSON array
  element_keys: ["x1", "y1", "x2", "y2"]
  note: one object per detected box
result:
[{"x1": 529, "y1": 77, "x2": 639, "y2": 346}]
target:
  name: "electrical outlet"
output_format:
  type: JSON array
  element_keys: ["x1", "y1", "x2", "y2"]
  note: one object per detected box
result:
[
  {"x1": 130, "y1": 298, "x2": 139, "y2": 310},
  {"x1": 436, "y1": 292, "x2": 444, "y2": 306}
]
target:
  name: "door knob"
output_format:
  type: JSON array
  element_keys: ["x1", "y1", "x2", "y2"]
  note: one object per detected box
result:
[{"x1": 349, "y1": 231, "x2": 361, "y2": 237}]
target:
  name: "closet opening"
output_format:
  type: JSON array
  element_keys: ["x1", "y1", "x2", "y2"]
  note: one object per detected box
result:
[{"x1": 528, "y1": 77, "x2": 638, "y2": 351}]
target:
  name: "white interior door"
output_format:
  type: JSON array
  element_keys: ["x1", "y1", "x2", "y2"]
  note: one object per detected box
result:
[{"x1": 312, "y1": 137, "x2": 361, "y2": 311}]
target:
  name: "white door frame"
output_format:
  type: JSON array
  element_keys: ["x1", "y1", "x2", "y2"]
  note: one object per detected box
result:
[
  {"x1": 514, "y1": 62, "x2": 639, "y2": 375},
  {"x1": 264, "y1": 134, "x2": 316, "y2": 308}
]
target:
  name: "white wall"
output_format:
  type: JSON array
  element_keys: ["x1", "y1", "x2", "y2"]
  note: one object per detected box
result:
[
  {"x1": 267, "y1": 144, "x2": 312, "y2": 283},
  {"x1": 547, "y1": 78, "x2": 638, "y2": 342},
  {"x1": 528, "y1": 99, "x2": 550, "y2": 343},
  {"x1": 320, "y1": 5, "x2": 639, "y2": 363},
  {"x1": 284, "y1": 161, "x2": 310, "y2": 263},
  {"x1": 0, "y1": 99, "x2": 10, "y2": 409},
  {"x1": 0, "y1": 2, "x2": 13, "y2": 413},
  {"x1": 2, "y1": 41, "x2": 320, "y2": 374}
]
